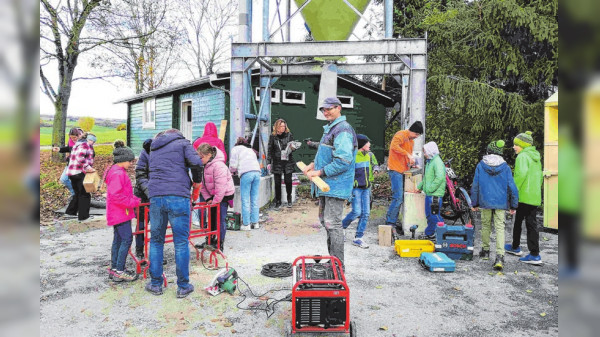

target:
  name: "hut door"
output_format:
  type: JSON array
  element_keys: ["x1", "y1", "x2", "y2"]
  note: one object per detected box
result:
[{"x1": 181, "y1": 101, "x2": 193, "y2": 140}]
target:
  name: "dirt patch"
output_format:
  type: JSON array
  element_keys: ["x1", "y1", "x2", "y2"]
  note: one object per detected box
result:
[{"x1": 262, "y1": 199, "x2": 321, "y2": 236}]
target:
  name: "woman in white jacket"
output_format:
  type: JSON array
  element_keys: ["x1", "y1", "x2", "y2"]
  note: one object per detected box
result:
[{"x1": 229, "y1": 137, "x2": 261, "y2": 230}]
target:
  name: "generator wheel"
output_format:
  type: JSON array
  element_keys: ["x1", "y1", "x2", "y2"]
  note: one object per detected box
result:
[
  {"x1": 349, "y1": 321, "x2": 357, "y2": 337},
  {"x1": 284, "y1": 321, "x2": 292, "y2": 337}
]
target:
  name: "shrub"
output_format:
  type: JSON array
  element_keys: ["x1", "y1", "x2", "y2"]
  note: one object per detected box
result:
[
  {"x1": 116, "y1": 123, "x2": 127, "y2": 131},
  {"x1": 78, "y1": 116, "x2": 95, "y2": 132}
]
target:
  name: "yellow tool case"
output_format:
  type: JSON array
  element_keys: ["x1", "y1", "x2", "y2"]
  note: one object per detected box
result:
[{"x1": 394, "y1": 240, "x2": 435, "y2": 257}]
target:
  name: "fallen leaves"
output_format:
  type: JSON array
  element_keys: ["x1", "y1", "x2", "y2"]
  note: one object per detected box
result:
[
  {"x1": 526, "y1": 289, "x2": 533, "y2": 293},
  {"x1": 540, "y1": 312, "x2": 547, "y2": 317},
  {"x1": 379, "y1": 326, "x2": 389, "y2": 331}
]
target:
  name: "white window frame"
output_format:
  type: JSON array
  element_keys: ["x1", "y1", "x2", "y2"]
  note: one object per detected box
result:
[
  {"x1": 255, "y1": 87, "x2": 280, "y2": 103},
  {"x1": 142, "y1": 97, "x2": 156, "y2": 129},
  {"x1": 282, "y1": 90, "x2": 305, "y2": 105},
  {"x1": 337, "y1": 95, "x2": 354, "y2": 109}
]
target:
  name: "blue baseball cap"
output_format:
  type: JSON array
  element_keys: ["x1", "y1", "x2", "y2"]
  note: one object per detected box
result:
[{"x1": 319, "y1": 97, "x2": 342, "y2": 111}]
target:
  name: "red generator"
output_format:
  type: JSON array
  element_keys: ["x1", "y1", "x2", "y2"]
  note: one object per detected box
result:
[{"x1": 285, "y1": 256, "x2": 356, "y2": 336}]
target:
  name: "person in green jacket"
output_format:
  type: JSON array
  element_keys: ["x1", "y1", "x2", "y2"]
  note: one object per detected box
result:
[
  {"x1": 416, "y1": 141, "x2": 446, "y2": 240},
  {"x1": 505, "y1": 131, "x2": 544, "y2": 265}
]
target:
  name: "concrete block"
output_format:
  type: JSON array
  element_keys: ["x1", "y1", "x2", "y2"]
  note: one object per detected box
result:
[
  {"x1": 402, "y1": 192, "x2": 427, "y2": 234},
  {"x1": 232, "y1": 175, "x2": 274, "y2": 213}
]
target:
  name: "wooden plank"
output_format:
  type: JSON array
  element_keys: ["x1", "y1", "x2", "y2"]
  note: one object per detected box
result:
[
  {"x1": 378, "y1": 225, "x2": 393, "y2": 246},
  {"x1": 405, "y1": 174, "x2": 422, "y2": 192},
  {"x1": 543, "y1": 175, "x2": 558, "y2": 229},
  {"x1": 218, "y1": 120, "x2": 228, "y2": 142}
]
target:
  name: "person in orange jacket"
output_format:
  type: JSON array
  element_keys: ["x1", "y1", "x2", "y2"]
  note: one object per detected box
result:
[{"x1": 385, "y1": 121, "x2": 423, "y2": 236}]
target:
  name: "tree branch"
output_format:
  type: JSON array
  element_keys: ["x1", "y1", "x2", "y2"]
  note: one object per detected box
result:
[{"x1": 40, "y1": 66, "x2": 57, "y2": 103}]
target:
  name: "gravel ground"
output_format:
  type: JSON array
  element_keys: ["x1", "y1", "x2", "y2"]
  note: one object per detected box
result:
[{"x1": 40, "y1": 199, "x2": 558, "y2": 336}]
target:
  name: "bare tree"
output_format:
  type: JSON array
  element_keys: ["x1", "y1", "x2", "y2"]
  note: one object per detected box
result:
[
  {"x1": 178, "y1": 0, "x2": 237, "y2": 78},
  {"x1": 88, "y1": 0, "x2": 182, "y2": 94},
  {"x1": 40, "y1": 0, "x2": 146, "y2": 160}
]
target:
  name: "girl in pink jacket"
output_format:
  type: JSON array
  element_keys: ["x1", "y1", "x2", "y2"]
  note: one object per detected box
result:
[
  {"x1": 104, "y1": 142, "x2": 141, "y2": 282},
  {"x1": 197, "y1": 144, "x2": 235, "y2": 251}
]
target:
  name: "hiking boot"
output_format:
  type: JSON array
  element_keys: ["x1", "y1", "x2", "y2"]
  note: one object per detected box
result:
[
  {"x1": 112, "y1": 270, "x2": 138, "y2": 283},
  {"x1": 393, "y1": 226, "x2": 404, "y2": 237},
  {"x1": 145, "y1": 282, "x2": 163, "y2": 296},
  {"x1": 240, "y1": 224, "x2": 251, "y2": 231},
  {"x1": 352, "y1": 238, "x2": 369, "y2": 249},
  {"x1": 519, "y1": 254, "x2": 543, "y2": 265},
  {"x1": 176, "y1": 284, "x2": 195, "y2": 298},
  {"x1": 493, "y1": 255, "x2": 504, "y2": 270},
  {"x1": 479, "y1": 250, "x2": 490, "y2": 260},
  {"x1": 251, "y1": 222, "x2": 260, "y2": 229},
  {"x1": 504, "y1": 244, "x2": 524, "y2": 256}
]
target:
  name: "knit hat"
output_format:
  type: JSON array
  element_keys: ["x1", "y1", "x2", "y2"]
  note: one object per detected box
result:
[
  {"x1": 87, "y1": 133, "x2": 97, "y2": 143},
  {"x1": 408, "y1": 121, "x2": 423, "y2": 134},
  {"x1": 113, "y1": 141, "x2": 135, "y2": 163},
  {"x1": 487, "y1": 140, "x2": 505, "y2": 155},
  {"x1": 423, "y1": 141, "x2": 440, "y2": 157},
  {"x1": 357, "y1": 134, "x2": 370, "y2": 150},
  {"x1": 514, "y1": 131, "x2": 534, "y2": 148}
]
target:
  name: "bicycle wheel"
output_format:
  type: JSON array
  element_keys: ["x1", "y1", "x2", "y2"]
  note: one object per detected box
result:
[
  {"x1": 441, "y1": 194, "x2": 460, "y2": 220},
  {"x1": 456, "y1": 188, "x2": 474, "y2": 225}
]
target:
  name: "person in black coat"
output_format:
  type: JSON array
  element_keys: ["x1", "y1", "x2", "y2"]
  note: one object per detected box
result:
[
  {"x1": 268, "y1": 119, "x2": 297, "y2": 209},
  {"x1": 133, "y1": 139, "x2": 152, "y2": 260}
]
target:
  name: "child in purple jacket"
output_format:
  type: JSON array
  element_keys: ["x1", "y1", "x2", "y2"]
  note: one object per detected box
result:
[{"x1": 105, "y1": 142, "x2": 141, "y2": 282}]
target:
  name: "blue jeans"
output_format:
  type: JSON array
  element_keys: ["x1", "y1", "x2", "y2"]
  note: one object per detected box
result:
[
  {"x1": 240, "y1": 171, "x2": 260, "y2": 225},
  {"x1": 111, "y1": 220, "x2": 133, "y2": 271},
  {"x1": 386, "y1": 171, "x2": 404, "y2": 226},
  {"x1": 149, "y1": 196, "x2": 191, "y2": 288},
  {"x1": 342, "y1": 188, "x2": 371, "y2": 239},
  {"x1": 60, "y1": 166, "x2": 74, "y2": 196},
  {"x1": 425, "y1": 196, "x2": 443, "y2": 236}
]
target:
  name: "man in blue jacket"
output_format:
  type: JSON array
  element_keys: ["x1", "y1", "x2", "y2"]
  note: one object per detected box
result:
[
  {"x1": 470, "y1": 140, "x2": 519, "y2": 271},
  {"x1": 303, "y1": 97, "x2": 357, "y2": 269},
  {"x1": 145, "y1": 129, "x2": 203, "y2": 298}
]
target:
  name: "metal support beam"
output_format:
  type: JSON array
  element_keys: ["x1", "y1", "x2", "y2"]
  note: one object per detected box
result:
[
  {"x1": 269, "y1": 0, "x2": 312, "y2": 40},
  {"x1": 262, "y1": 62, "x2": 409, "y2": 76},
  {"x1": 409, "y1": 54, "x2": 427, "y2": 154},
  {"x1": 232, "y1": 39, "x2": 427, "y2": 59},
  {"x1": 385, "y1": 0, "x2": 393, "y2": 38}
]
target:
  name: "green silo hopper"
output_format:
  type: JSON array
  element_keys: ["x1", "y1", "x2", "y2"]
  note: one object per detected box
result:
[{"x1": 295, "y1": 0, "x2": 372, "y2": 41}]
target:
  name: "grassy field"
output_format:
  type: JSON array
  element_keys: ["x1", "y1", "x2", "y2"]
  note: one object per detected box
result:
[{"x1": 40, "y1": 125, "x2": 126, "y2": 146}]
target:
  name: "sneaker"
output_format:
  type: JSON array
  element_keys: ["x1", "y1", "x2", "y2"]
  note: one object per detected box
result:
[
  {"x1": 274, "y1": 202, "x2": 282, "y2": 210},
  {"x1": 504, "y1": 244, "x2": 524, "y2": 256},
  {"x1": 287, "y1": 201, "x2": 293, "y2": 208},
  {"x1": 421, "y1": 234, "x2": 436, "y2": 241},
  {"x1": 112, "y1": 270, "x2": 138, "y2": 283},
  {"x1": 352, "y1": 238, "x2": 369, "y2": 249},
  {"x1": 177, "y1": 284, "x2": 195, "y2": 298},
  {"x1": 519, "y1": 254, "x2": 543, "y2": 265},
  {"x1": 493, "y1": 255, "x2": 504, "y2": 270},
  {"x1": 479, "y1": 250, "x2": 490, "y2": 260},
  {"x1": 251, "y1": 223, "x2": 260, "y2": 229},
  {"x1": 240, "y1": 224, "x2": 251, "y2": 231},
  {"x1": 108, "y1": 268, "x2": 116, "y2": 280},
  {"x1": 145, "y1": 282, "x2": 163, "y2": 296}
]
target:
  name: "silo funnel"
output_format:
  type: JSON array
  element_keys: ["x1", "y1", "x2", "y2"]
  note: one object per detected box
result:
[{"x1": 295, "y1": 0, "x2": 372, "y2": 41}]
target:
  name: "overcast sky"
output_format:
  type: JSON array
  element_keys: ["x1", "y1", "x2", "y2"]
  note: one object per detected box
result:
[{"x1": 39, "y1": 0, "x2": 382, "y2": 121}]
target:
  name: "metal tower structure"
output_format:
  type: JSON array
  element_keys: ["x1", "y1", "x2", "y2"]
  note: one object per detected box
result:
[{"x1": 230, "y1": 0, "x2": 428, "y2": 164}]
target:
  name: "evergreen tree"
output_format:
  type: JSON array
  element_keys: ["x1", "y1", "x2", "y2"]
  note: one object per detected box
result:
[{"x1": 383, "y1": 0, "x2": 557, "y2": 176}]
